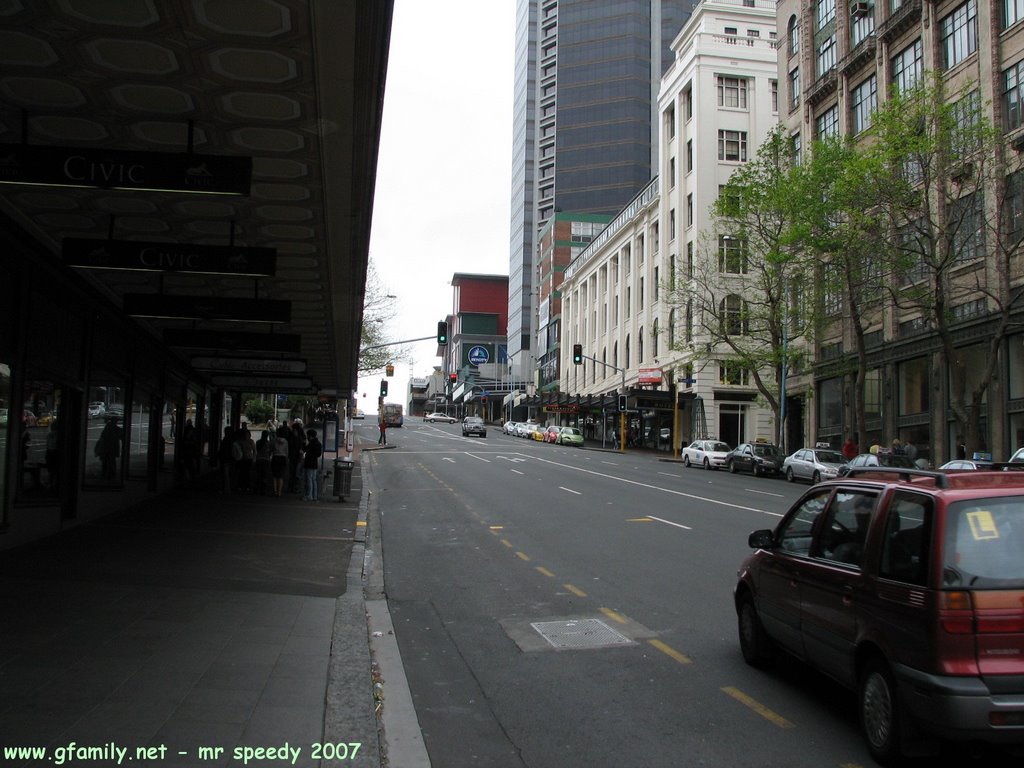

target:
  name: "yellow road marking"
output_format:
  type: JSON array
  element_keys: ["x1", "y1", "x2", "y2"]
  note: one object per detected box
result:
[
  {"x1": 536, "y1": 566, "x2": 555, "y2": 577},
  {"x1": 356, "y1": 521, "x2": 367, "y2": 527},
  {"x1": 600, "y1": 607, "x2": 628, "y2": 624},
  {"x1": 648, "y1": 639, "x2": 692, "y2": 665},
  {"x1": 721, "y1": 686, "x2": 795, "y2": 729},
  {"x1": 489, "y1": 525, "x2": 504, "y2": 531},
  {"x1": 516, "y1": 551, "x2": 531, "y2": 561},
  {"x1": 627, "y1": 517, "x2": 653, "y2": 522},
  {"x1": 500, "y1": 538, "x2": 513, "y2": 548},
  {"x1": 563, "y1": 583, "x2": 587, "y2": 597}
]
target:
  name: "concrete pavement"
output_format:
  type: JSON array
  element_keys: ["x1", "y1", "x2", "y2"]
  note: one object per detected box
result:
[{"x1": 0, "y1": 438, "x2": 427, "y2": 768}]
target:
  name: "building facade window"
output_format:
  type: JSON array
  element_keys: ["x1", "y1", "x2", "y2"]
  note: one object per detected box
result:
[
  {"x1": 892, "y1": 39, "x2": 923, "y2": 94},
  {"x1": 686, "y1": 139, "x2": 693, "y2": 172},
  {"x1": 686, "y1": 194, "x2": 693, "y2": 227},
  {"x1": 940, "y1": 0, "x2": 978, "y2": 70},
  {"x1": 771, "y1": 79, "x2": 778, "y2": 112},
  {"x1": 788, "y1": 15, "x2": 800, "y2": 55},
  {"x1": 1008, "y1": 0, "x2": 1024, "y2": 28},
  {"x1": 850, "y1": 1, "x2": 875, "y2": 46},
  {"x1": 817, "y1": 34, "x2": 836, "y2": 77},
  {"x1": 718, "y1": 76, "x2": 748, "y2": 108},
  {"x1": 816, "y1": 104, "x2": 839, "y2": 138},
  {"x1": 718, "y1": 235, "x2": 748, "y2": 273},
  {"x1": 791, "y1": 131, "x2": 803, "y2": 164},
  {"x1": 718, "y1": 130, "x2": 748, "y2": 161},
  {"x1": 851, "y1": 75, "x2": 877, "y2": 134},
  {"x1": 1004, "y1": 60, "x2": 1024, "y2": 132},
  {"x1": 790, "y1": 68, "x2": 800, "y2": 109}
]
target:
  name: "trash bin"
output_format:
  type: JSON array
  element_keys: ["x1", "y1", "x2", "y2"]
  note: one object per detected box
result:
[{"x1": 333, "y1": 457, "x2": 354, "y2": 501}]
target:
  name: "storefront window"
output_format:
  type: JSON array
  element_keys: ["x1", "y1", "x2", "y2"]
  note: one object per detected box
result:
[
  {"x1": 1009, "y1": 334, "x2": 1024, "y2": 399},
  {"x1": 84, "y1": 380, "x2": 127, "y2": 487},
  {"x1": 0, "y1": 364, "x2": 11, "y2": 513},
  {"x1": 864, "y1": 368, "x2": 882, "y2": 421},
  {"x1": 19, "y1": 378, "x2": 64, "y2": 501},
  {"x1": 818, "y1": 377, "x2": 843, "y2": 431},
  {"x1": 898, "y1": 357, "x2": 929, "y2": 415},
  {"x1": 128, "y1": 395, "x2": 152, "y2": 479},
  {"x1": 160, "y1": 400, "x2": 178, "y2": 474}
]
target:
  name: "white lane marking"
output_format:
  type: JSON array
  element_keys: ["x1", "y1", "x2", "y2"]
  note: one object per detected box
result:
[
  {"x1": 465, "y1": 453, "x2": 491, "y2": 463},
  {"x1": 658, "y1": 471, "x2": 681, "y2": 478},
  {"x1": 443, "y1": 457, "x2": 456, "y2": 463},
  {"x1": 745, "y1": 488, "x2": 784, "y2": 497},
  {"x1": 521, "y1": 454, "x2": 768, "y2": 514},
  {"x1": 601, "y1": 460, "x2": 619, "y2": 466},
  {"x1": 511, "y1": 469, "x2": 525, "y2": 475},
  {"x1": 559, "y1": 486, "x2": 582, "y2": 495},
  {"x1": 646, "y1": 515, "x2": 693, "y2": 531}
]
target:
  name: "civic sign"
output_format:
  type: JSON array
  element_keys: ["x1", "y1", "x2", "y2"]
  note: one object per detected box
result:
[
  {"x1": 0, "y1": 144, "x2": 252, "y2": 195},
  {"x1": 164, "y1": 329, "x2": 301, "y2": 353},
  {"x1": 468, "y1": 345, "x2": 489, "y2": 365},
  {"x1": 211, "y1": 375, "x2": 314, "y2": 393},
  {"x1": 191, "y1": 357, "x2": 307, "y2": 374},
  {"x1": 63, "y1": 238, "x2": 275, "y2": 276},
  {"x1": 123, "y1": 294, "x2": 290, "y2": 323}
]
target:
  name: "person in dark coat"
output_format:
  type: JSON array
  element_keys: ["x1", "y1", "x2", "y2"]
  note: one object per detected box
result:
[{"x1": 303, "y1": 429, "x2": 323, "y2": 501}]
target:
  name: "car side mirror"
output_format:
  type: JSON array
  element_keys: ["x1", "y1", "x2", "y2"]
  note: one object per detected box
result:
[{"x1": 748, "y1": 529, "x2": 774, "y2": 549}]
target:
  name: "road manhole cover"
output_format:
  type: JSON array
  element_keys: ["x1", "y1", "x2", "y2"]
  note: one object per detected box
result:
[{"x1": 530, "y1": 618, "x2": 634, "y2": 649}]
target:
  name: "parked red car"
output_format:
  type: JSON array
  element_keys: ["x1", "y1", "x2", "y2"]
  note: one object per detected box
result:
[{"x1": 735, "y1": 467, "x2": 1024, "y2": 764}]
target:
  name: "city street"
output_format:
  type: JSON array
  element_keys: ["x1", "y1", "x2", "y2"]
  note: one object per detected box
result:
[
  {"x1": 358, "y1": 422, "x2": 844, "y2": 766},
  {"x1": 357, "y1": 420, "x2": 1022, "y2": 768}
]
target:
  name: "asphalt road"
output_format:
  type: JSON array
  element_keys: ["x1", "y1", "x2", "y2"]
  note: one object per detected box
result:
[{"x1": 359, "y1": 421, "x2": 1017, "y2": 768}]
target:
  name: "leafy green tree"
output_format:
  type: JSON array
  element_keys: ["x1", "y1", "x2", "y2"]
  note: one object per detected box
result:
[
  {"x1": 243, "y1": 398, "x2": 275, "y2": 424},
  {"x1": 667, "y1": 126, "x2": 816, "y2": 449},
  {"x1": 858, "y1": 73, "x2": 1020, "y2": 456}
]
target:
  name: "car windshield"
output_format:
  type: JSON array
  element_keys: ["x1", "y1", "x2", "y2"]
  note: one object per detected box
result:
[
  {"x1": 814, "y1": 451, "x2": 845, "y2": 464},
  {"x1": 753, "y1": 445, "x2": 779, "y2": 457},
  {"x1": 943, "y1": 497, "x2": 1024, "y2": 588},
  {"x1": 709, "y1": 442, "x2": 729, "y2": 452},
  {"x1": 563, "y1": 428, "x2": 581, "y2": 436}
]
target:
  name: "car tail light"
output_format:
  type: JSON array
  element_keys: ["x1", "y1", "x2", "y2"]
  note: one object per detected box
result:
[
  {"x1": 990, "y1": 711, "x2": 1024, "y2": 726},
  {"x1": 973, "y1": 590, "x2": 1024, "y2": 634},
  {"x1": 940, "y1": 591, "x2": 974, "y2": 634}
]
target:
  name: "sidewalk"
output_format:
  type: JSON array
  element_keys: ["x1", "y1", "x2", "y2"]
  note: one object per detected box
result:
[{"x1": 0, "y1": 441, "x2": 406, "y2": 768}]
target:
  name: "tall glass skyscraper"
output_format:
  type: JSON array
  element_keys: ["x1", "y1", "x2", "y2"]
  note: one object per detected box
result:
[{"x1": 507, "y1": 0, "x2": 695, "y2": 385}]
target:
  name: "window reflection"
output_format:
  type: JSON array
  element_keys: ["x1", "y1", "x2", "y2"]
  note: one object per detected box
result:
[
  {"x1": 18, "y1": 378, "x2": 64, "y2": 501},
  {"x1": 128, "y1": 396, "x2": 151, "y2": 479},
  {"x1": 84, "y1": 382, "x2": 126, "y2": 487}
]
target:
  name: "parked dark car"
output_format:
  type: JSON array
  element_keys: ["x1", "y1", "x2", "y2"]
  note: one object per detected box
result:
[
  {"x1": 735, "y1": 468, "x2": 1024, "y2": 764},
  {"x1": 726, "y1": 442, "x2": 783, "y2": 476},
  {"x1": 838, "y1": 450, "x2": 917, "y2": 476}
]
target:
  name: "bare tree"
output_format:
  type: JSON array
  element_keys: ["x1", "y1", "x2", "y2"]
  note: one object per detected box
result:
[{"x1": 358, "y1": 260, "x2": 408, "y2": 376}]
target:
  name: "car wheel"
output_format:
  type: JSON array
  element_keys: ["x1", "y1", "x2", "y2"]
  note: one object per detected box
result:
[
  {"x1": 684, "y1": 456, "x2": 691, "y2": 467},
  {"x1": 812, "y1": 470, "x2": 821, "y2": 484},
  {"x1": 737, "y1": 593, "x2": 774, "y2": 667},
  {"x1": 785, "y1": 467, "x2": 795, "y2": 482},
  {"x1": 728, "y1": 460, "x2": 737, "y2": 474},
  {"x1": 752, "y1": 463, "x2": 761, "y2": 478},
  {"x1": 704, "y1": 458, "x2": 711, "y2": 470},
  {"x1": 859, "y1": 657, "x2": 903, "y2": 766}
]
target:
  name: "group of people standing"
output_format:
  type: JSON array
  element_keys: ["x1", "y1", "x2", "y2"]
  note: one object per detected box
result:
[{"x1": 218, "y1": 419, "x2": 324, "y2": 501}]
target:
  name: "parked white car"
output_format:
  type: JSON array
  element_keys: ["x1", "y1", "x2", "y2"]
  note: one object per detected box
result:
[
  {"x1": 503, "y1": 421, "x2": 519, "y2": 435},
  {"x1": 682, "y1": 439, "x2": 731, "y2": 470}
]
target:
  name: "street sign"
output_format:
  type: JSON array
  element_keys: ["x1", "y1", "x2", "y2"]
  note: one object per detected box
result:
[{"x1": 468, "y1": 345, "x2": 489, "y2": 365}]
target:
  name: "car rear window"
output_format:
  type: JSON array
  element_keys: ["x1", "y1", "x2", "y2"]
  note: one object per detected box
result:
[
  {"x1": 943, "y1": 497, "x2": 1024, "y2": 588},
  {"x1": 753, "y1": 445, "x2": 779, "y2": 457},
  {"x1": 815, "y1": 451, "x2": 845, "y2": 464}
]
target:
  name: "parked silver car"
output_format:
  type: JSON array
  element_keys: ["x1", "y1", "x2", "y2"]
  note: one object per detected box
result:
[{"x1": 782, "y1": 447, "x2": 847, "y2": 483}]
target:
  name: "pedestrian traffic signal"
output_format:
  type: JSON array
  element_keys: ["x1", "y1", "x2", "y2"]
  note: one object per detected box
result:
[
  {"x1": 618, "y1": 394, "x2": 627, "y2": 412},
  {"x1": 437, "y1": 321, "x2": 448, "y2": 346},
  {"x1": 379, "y1": 380, "x2": 388, "y2": 397},
  {"x1": 572, "y1": 343, "x2": 583, "y2": 365}
]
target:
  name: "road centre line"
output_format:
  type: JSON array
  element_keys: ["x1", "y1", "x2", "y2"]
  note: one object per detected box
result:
[
  {"x1": 519, "y1": 454, "x2": 768, "y2": 514},
  {"x1": 563, "y1": 583, "x2": 587, "y2": 597},
  {"x1": 559, "y1": 486, "x2": 582, "y2": 495},
  {"x1": 600, "y1": 607, "x2": 628, "y2": 624},
  {"x1": 646, "y1": 515, "x2": 693, "y2": 531},
  {"x1": 465, "y1": 452, "x2": 491, "y2": 462},
  {"x1": 510, "y1": 469, "x2": 525, "y2": 475},
  {"x1": 648, "y1": 638, "x2": 692, "y2": 665},
  {"x1": 536, "y1": 566, "x2": 555, "y2": 577},
  {"x1": 515, "y1": 551, "x2": 531, "y2": 561},
  {"x1": 721, "y1": 686, "x2": 795, "y2": 729}
]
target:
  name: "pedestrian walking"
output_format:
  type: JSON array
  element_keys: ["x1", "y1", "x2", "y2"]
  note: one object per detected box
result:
[
  {"x1": 378, "y1": 418, "x2": 387, "y2": 445},
  {"x1": 303, "y1": 429, "x2": 323, "y2": 501},
  {"x1": 271, "y1": 426, "x2": 290, "y2": 497},
  {"x1": 233, "y1": 425, "x2": 256, "y2": 492},
  {"x1": 254, "y1": 430, "x2": 273, "y2": 495}
]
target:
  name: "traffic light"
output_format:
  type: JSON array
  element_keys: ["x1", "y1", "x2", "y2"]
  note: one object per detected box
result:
[
  {"x1": 385, "y1": 363, "x2": 394, "y2": 376},
  {"x1": 572, "y1": 343, "x2": 583, "y2": 365},
  {"x1": 379, "y1": 380, "x2": 388, "y2": 397},
  {"x1": 437, "y1": 321, "x2": 448, "y2": 346},
  {"x1": 618, "y1": 394, "x2": 627, "y2": 412}
]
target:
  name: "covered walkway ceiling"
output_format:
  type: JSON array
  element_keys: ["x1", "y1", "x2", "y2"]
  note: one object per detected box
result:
[{"x1": 0, "y1": 0, "x2": 393, "y2": 396}]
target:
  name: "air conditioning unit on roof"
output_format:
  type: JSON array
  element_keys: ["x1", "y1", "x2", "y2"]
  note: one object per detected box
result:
[{"x1": 851, "y1": 1, "x2": 870, "y2": 17}]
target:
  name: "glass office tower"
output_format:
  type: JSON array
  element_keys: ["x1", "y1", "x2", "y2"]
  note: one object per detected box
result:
[{"x1": 507, "y1": 0, "x2": 694, "y2": 385}]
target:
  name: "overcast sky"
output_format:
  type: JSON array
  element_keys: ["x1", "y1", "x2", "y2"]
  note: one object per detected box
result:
[{"x1": 356, "y1": 0, "x2": 516, "y2": 414}]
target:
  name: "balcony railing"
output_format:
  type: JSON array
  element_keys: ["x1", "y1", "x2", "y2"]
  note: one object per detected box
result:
[
  {"x1": 806, "y1": 68, "x2": 838, "y2": 107},
  {"x1": 839, "y1": 34, "x2": 876, "y2": 76},
  {"x1": 878, "y1": 0, "x2": 922, "y2": 43}
]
